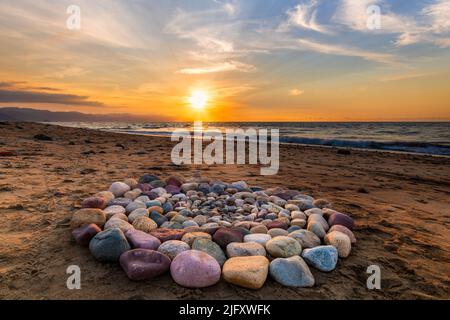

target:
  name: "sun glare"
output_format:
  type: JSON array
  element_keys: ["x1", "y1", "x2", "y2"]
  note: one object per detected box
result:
[{"x1": 188, "y1": 90, "x2": 208, "y2": 110}]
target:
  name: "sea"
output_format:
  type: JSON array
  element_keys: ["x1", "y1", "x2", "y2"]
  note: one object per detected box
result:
[{"x1": 48, "y1": 122, "x2": 450, "y2": 156}]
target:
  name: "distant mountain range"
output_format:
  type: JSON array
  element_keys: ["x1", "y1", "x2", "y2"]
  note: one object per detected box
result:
[{"x1": 0, "y1": 107, "x2": 171, "y2": 122}]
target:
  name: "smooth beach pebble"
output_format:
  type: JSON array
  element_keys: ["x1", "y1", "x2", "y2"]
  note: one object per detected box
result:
[
  {"x1": 72, "y1": 223, "x2": 102, "y2": 246},
  {"x1": 126, "y1": 201, "x2": 146, "y2": 214},
  {"x1": 95, "y1": 191, "x2": 115, "y2": 204},
  {"x1": 266, "y1": 236, "x2": 302, "y2": 258},
  {"x1": 324, "y1": 231, "x2": 352, "y2": 258},
  {"x1": 170, "y1": 250, "x2": 221, "y2": 288},
  {"x1": 192, "y1": 238, "x2": 227, "y2": 266},
  {"x1": 267, "y1": 228, "x2": 289, "y2": 237},
  {"x1": 243, "y1": 234, "x2": 272, "y2": 247},
  {"x1": 125, "y1": 229, "x2": 161, "y2": 250},
  {"x1": 71, "y1": 208, "x2": 106, "y2": 229},
  {"x1": 288, "y1": 229, "x2": 321, "y2": 249},
  {"x1": 302, "y1": 245, "x2": 339, "y2": 272},
  {"x1": 81, "y1": 196, "x2": 108, "y2": 209},
  {"x1": 89, "y1": 228, "x2": 130, "y2": 262},
  {"x1": 307, "y1": 221, "x2": 326, "y2": 239},
  {"x1": 128, "y1": 208, "x2": 149, "y2": 223},
  {"x1": 181, "y1": 232, "x2": 212, "y2": 246},
  {"x1": 328, "y1": 212, "x2": 354, "y2": 230},
  {"x1": 110, "y1": 213, "x2": 128, "y2": 222},
  {"x1": 269, "y1": 256, "x2": 315, "y2": 287},
  {"x1": 120, "y1": 249, "x2": 171, "y2": 281},
  {"x1": 104, "y1": 205, "x2": 126, "y2": 220},
  {"x1": 108, "y1": 197, "x2": 132, "y2": 208},
  {"x1": 226, "y1": 242, "x2": 266, "y2": 257},
  {"x1": 109, "y1": 182, "x2": 131, "y2": 197},
  {"x1": 213, "y1": 228, "x2": 243, "y2": 247},
  {"x1": 157, "y1": 240, "x2": 190, "y2": 260},
  {"x1": 104, "y1": 217, "x2": 134, "y2": 233},
  {"x1": 222, "y1": 256, "x2": 269, "y2": 290},
  {"x1": 123, "y1": 178, "x2": 139, "y2": 189},
  {"x1": 329, "y1": 225, "x2": 356, "y2": 243},
  {"x1": 250, "y1": 224, "x2": 268, "y2": 234},
  {"x1": 132, "y1": 216, "x2": 158, "y2": 233},
  {"x1": 150, "y1": 228, "x2": 186, "y2": 242}
]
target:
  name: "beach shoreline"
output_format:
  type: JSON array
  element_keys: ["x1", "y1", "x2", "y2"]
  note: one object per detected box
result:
[{"x1": 0, "y1": 122, "x2": 449, "y2": 299}]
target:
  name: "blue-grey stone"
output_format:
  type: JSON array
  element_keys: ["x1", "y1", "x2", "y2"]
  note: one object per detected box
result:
[
  {"x1": 149, "y1": 211, "x2": 167, "y2": 226},
  {"x1": 108, "y1": 197, "x2": 132, "y2": 208},
  {"x1": 138, "y1": 174, "x2": 160, "y2": 184},
  {"x1": 145, "y1": 200, "x2": 162, "y2": 208},
  {"x1": 162, "y1": 202, "x2": 173, "y2": 213},
  {"x1": 150, "y1": 180, "x2": 166, "y2": 188},
  {"x1": 302, "y1": 245, "x2": 338, "y2": 272},
  {"x1": 269, "y1": 256, "x2": 315, "y2": 287},
  {"x1": 211, "y1": 184, "x2": 225, "y2": 195},
  {"x1": 266, "y1": 213, "x2": 277, "y2": 220},
  {"x1": 89, "y1": 228, "x2": 130, "y2": 262},
  {"x1": 198, "y1": 183, "x2": 211, "y2": 195},
  {"x1": 287, "y1": 225, "x2": 301, "y2": 233}
]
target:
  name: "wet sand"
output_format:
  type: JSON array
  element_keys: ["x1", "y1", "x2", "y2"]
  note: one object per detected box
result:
[{"x1": 0, "y1": 122, "x2": 449, "y2": 299}]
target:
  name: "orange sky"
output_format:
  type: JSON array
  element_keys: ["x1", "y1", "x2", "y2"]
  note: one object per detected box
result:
[{"x1": 1, "y1": 0, "x2": 450, "y2": 121}]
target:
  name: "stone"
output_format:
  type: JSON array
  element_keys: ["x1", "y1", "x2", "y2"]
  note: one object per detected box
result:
[
  {"x1": 313, "y1": 198, "x2": 331, "y2": 209},
  {"x1": 162, "y1": 202, "x2": 173, "y2": 213},
  {"x1": 226, "y1": 242, "x2": 266, "y2": 257},
  {"x1": 266, "y1": 220, "x2": 288, "y2": 230},
  {"x1": 104, "y1": 218, "x2": 134, "y2": 233},
  {"x1": 145, "y1": 200, "x2": 162, "y2": 208},
  {"x1": 266, "y1": 236, "x2": 302, "y2": 258},
  {"x1": 304, "y1": 208, "x2": 323, "y2": 217},
  {"x1": 302, "y1": 245, "x2": 339, "y2": 272},
  {"x1": 182, "y1": 220, "x2": 199, "y2": 228},
  {"x1": 89, "y1": 228, "x2": 130, "y2": 262},
  {"x1": 71, "y1": 208, "x2": 106, "y2": 229},
  {"x1": 308, "y1": 213, "x2": 329, "y2": 231},
  {"x1": 128, "y1": 208, "x2": 149, "y2": 223},
  {"x1": 287, "y1": 226, "x2": 301, "y2": 233},
  {"x1": 125, "y1": 201, "x2": 146, "y2": 214},
  {"x1": 193, "y1": 215, "x2": 208, "y2": 226},
  {"x1": 212, "y1": 228, "x2": 244, "y2": 247},
  {"x1": 222, "y1": 256, "x2": 269, "y2": 289},
  {"x1": 269, "y1": 256, "x2": 314, "y2": 287},
  {"x1": 288, "y1": 230, "x2": 321, "y2": 249},
  {"x1": 192, "y1": 238, "x2": 227, "y2": 266},
  {"x1": 125, "y1": 228, "x2": 161, "y2": 250},
  {"x1": 157, "y1": 240, "x2": 190, "y2": 260},
  {"x1": 110, "y1": 213, "x2": 128, "y2": 222},
  {"x1": 307, "y1": 221, "x2": 326, "y2": 238},
  {"x1": 81, "y1": 196, "x2": 108, "y2": 209},
  {"x1": 250, "y1": 224, "x2": 268, "y2": 234},
  {"x1": 104, "y1": 205, "x2": 126, "y2": 220},
  {"x1": 170, "y1": 250, "x2": 221, "y2": 288},
  {"x1": 268, "y1": 228, "x2": 289, "y2": 237},
  {"x1": 290, "y1": 219, "x2": 307, "y2": 228},
  {"x1": 108, "y1": 197, "x2": 132, "y2": 208},
  {"x1": 123, "y1": 178, "x2": 138, "y2": 189},
  {"x1": 120, "y1": 249, "x2": 171, "y2": 280},
  {"x1": 181, "y1": 232, "x2": 212, "y2": 246},
  {"x1": 329, "y1": 225, "x2": 356, "y2": 243},
  {"x1": 243, "y1": 234, "x2": 272, "y2": 247},
  {"x1": 109, "y1": 182, "x2": 131, "y2": 197},
  {"x1": 324, "y1": 231, "x2": 352, "y2": 258},
  {"x1": 166, "y1": 175, "x2": 184, "y2": 187},
  {"x1": 291, "y1": 210, "x2": 307, "y2": 220},
  {"x1": 181, "y1": 183, "x2": 198, "y2": 193},
  {"x1": 135, "y1": 195, "x2": 150, "y2": 203},
  {"x1": 138, "y1": 174, "x2": 160, "y2": 184},
  {"x1": 285, "y1": 204, "x2": 300, "y2": 211},
  {"x1": 328, "y1": 212, "x2": 354, "y2": 230},
  {"x1": 132, "y1": 216, "x2": 157, "y2": 233},
  {"x1": 72, "y1": 223, "x2": 102, "y2": 246},
  {"x1": 95, "y1": 191, "x2": 115, "y2": 204},
  {"x1": 148, "y1": 205, "x2": 164, "y2": 215},
  {"x1": 149, "y1": 211, "x2": 168, "y2": 226},
  {"x1": 150, "y1": 228, "x2": 186, "y2": 242}
]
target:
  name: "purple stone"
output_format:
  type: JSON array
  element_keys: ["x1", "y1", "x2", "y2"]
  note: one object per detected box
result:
[
  {"x1": 328, "y1": 212, "x2": 354, "y2": 230},
  {"x1": 72, "y1": 223, "x2": 102, "y2": 246},
  {"x1": 170, "y1": 250, "x2": 221, "y2": 288},
  {"x1": 266, "y1": 221, "x2": 289, "y2": 230},
  {"x1": 165, "y1": 176, "x2": 183, "y2": 188},
  {"x1": 81, "y1": 197, "x2": 107, "y2": 209},
  {"x1": 165, "y1": 184, "x2": 181, "y2": 195},
  {"x1": 125, "y1": 229, "x2": 161, "y2": 250},
  {"x1": 136, "y1": 183, "x2": 153, "y2": 192},
  {"x1": 212, "y1": 228, "x2": 243, "y2": 247},
  {"x1": 120, "y1": 249, "x2": 171, "y2": 281}
]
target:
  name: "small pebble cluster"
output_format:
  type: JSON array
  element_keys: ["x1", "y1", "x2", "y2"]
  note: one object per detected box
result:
[{"x1": 71, "y1": 174, "x2": 356, "y2": 289}]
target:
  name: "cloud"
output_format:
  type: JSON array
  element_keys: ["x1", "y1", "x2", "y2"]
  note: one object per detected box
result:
[
  {"x1": 295, "y1": 38, "x2": 397, "y2": 64},
  {"x1": 380, "y1": 72, "x2": 436, "y2": 82},
  {"x1": 423, "y1": 0, "x2": 450, "y2": 33},
  {"x1": 280, "y1": 0, "x2": 331, "y2": 34},
  {"x1": 177, "y1": 61, "x2": 256, "y2": 74},
  {"x1": 290, "y1": 88, "x2": 304, "y2": 96},
  {"x1": 0, "y1": 88, "x2": 104, "y2": 107}
]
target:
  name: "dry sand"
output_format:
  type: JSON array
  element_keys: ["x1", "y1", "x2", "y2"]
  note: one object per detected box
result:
[{"x1": 0, "y1": 122, "x2": 449, "y2": 300}]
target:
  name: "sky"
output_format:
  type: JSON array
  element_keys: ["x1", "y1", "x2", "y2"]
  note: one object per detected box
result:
[{"x1": 0, "y1": 0, "x2": 449, "y2": 121}]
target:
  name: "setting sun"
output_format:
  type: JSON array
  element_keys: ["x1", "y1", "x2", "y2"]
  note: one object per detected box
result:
[{"x1": 188, "y1": 90, "x2": 209, "y2": 110}]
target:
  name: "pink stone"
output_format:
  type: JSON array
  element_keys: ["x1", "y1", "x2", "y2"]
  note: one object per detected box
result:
[
  {"x1": 150, "y1": 228, "x2": 186, "y2": 242},
  {"x1": 328, "y1": 212, "x2": 354, "y2": 230},
  {"x1": 120, "y1": 249, "x2": 171, "y2": 280},
  {"x1": 212, "y1": 228, "x2": 243, "y2": 247},
  {"x1": 266, "y1": 221, "x2": 288, "y2": 230},
  {"x1": 81, "y1": 197, "x2": 107, "y2": 209},
  {"x1": 125, "y1": 229, "x2": 161, "y2": 250},
  {"x1": 170, "y1": 250, "x2": 221, "y2": 288}
]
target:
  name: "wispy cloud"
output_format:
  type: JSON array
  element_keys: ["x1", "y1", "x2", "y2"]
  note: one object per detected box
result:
[
  {"x1": 177, "y1": 61, "x2": 256, "y2": 74},
  {"x1": 279, "y1": 0, "x2": 331, "y2": 34},
  {"x1": 290, "y1": 88, "x2": 304, "y2": 96}
]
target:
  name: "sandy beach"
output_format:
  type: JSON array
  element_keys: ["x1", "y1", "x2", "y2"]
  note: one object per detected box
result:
[{"x1": 0, "y1": 121, "x2": 449, "y2": 300}]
